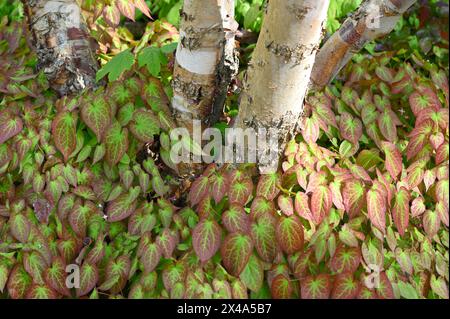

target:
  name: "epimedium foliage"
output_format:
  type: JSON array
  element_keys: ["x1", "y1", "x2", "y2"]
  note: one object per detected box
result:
[{"x1": 0, "y1": 1, "x2": 449, "y2": 300}]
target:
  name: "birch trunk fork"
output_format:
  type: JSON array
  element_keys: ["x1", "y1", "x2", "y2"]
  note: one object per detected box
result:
[
  {"x1": 233, "y1": 0, "x2": 330, "y2": 172},
  {"x1": 22, "y1": 0, "x2": 99, "y2": 96},
  {"x1": 171, "y1": 0, "x2": 238, "y2": 134},
  {"x1": 311, "y1": 0, "x2": 417, "y2": 89}
]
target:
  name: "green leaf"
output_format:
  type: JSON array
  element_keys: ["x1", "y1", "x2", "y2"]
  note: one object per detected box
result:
[
  {"x1": 239, "y1": 254, "x2": 264, "y2": 293},
  {"x1": 397, "y1": 281, "x2": 420, "y2": 299},
  {"x1": 138, "y1": 47, "x2": 165, "y2": 77},
  {"x1": 96, "y1": 49, "x2": 135, "y2": 82},
  {"x1": 129, "y1": 109, "x2": 160, "y2": 142}
]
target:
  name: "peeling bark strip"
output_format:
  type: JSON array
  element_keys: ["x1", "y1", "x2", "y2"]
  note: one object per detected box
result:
[
  {"x1": 172, "y1": 0, "x2": 238, "y2": 133},
  {"x1": 233, "y1": 0, "x2": 329, "y2": 172},
  {"x1": 23, "y1": 0, "x2": 99, "y2": 96},
  {"x1": 311, "y1": 0, "x2": 417, "y2": 89}
]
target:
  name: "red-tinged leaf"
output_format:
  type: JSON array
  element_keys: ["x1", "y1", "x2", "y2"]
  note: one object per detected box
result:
[
  {"x1": 350, "y1": 164, "x2": 372, "y2": 183},
  {"x1": 76, "y1": 262, "x2": 98, "y2": 297},
  {"x1": 7, "y1": 265, "x2": 33, "y2": 299},
  {"x1": 339, "y1": 112, "x2": 363, "y2": 144},
  {"x1": 435, "y1": 143, "x2": 449, "y2": 165},
  {"x1": 311, "y1": 186, "x2": 332, "y2": 225},
  {"x1": 196, "y1": 196, "x2": 214, "y2": 220},
  {"x1": 162, "y1": 261, "x2": 186, "y2": 291},
  {"x1": 239, "y1": 254, "x2": 264, "y2": 293},
  {"x1": 409, "y1": 88, "x2": 441, "y2": 116},
  {"x1": 375, "y1": 272, "x2": 394, "y2": 299},
  {"x1": 408, "y1": 134, "x2": 430, "y2": 161},
  {"x1": 296, "y1": 166, "x2": 308, "y2": 190},
  {"x1": 26, "y1": 284, "x2": 57, "y2": 299},
  {"x1": 375, "y1": 66, "x2": 394, "y2": 83},
  {"x1": 436, "y1": 201, "x2": 449, "y2": 227},
  {"x1": 85, "y1": 236, "x2": 106, "y2": 265},
  {"x1": 435, "y1": 179, "x2": 449, "y2": 211},
  {"x1": 301, "y1": 274, "x2": 331, "y2": 299},
  {"x1": 276, "y1": 216, "x2": 304, "y2": 255},
  {"x1": 306, "y1": 171, "x2": 327, "y2": 194},
  {"x1": 250, "y1": 196, "x2": 275, "y2": 220},
  {"x1": 231, "y1": 280, "x2": 248, "y2": 299},
  {"x1": 140, "y1": 243, "x2": 161, "y2": 273},
  {"x1": 406, "y1": 166, "x2": 424, "y2": 189},
  {"x1": 367, "y1": 188, "x2": 386, "y2": 233},
  {"x1": 0, "y1": 143, "x2": 12, "y2": 167},
  {"x1": 69, "y1": 203, "x2": 92, "y2": 237},
  {"x1": 10, "y1": 212, "x2": 30, "y2": 243},
  {"x1": 277, "y1": 194, "x2": 294, "y2": 216},
  {"x1": 429, "y1": 132, "x2": 445, "y2": 150},
  {"x1": 104, "y1": 121, "x2": 129, "y2": 166},
  {"x1": 250, "y1": 213, "x2": 278, "y2": 262},
  {"x1": 302, "y1": 115, "x2": 320, "y2": 144},
  {"x1": 45, "y1": 257, "x2": 71, "y2": 297},
  {"x1": 331, "y1": 272, "x2": 359, "y2": 299},
  {"x1": 228, "y1": 176, "x2": 253, "y2": 205},
  {"x1": 357, "y1": 286, "x2": 378, "y2": 299},
  {"x1": 313, "y1": 99, "x2": 337, "y2": 129},
  {"x1": 256, "y1": 172, "x2": 280, "y2": 200},
  {"x1": 129, "y1": 109, "x2": 160, "y2": 142},
  {"x1": 378, "y1": 108, "x2": 399, "y2": 142},
  {"x1": 117, "y1": 0, "x2": 135, "y2": 20},
  {"x1": 330, "y1": 245, "x2": 361, "y2": 273},
  {"x1": 209, "y1": 172, "x2": 228, "y2": 203},
  {"x1": 104, "y1": 255, "x2": 131, "y2": 294},
  {"x1": 103, "y1": 4, "x2": 120, "y2": 27},
  {"x1": 423, "y1": 210, "x2": 440, "y2": 238},
  {"x1": 192, "y1": 219, "x2": 222, "y2": 262},
  {"x1": 423, "y1": 170, "x2": 436, "y2": 191},
  {"x1": 52, "y1": 111, "x2": 77, "y2": 162},
  {"x1": 271, "y1": 274, "x2": 292, "y2": 299},
  {"x1": 81, "y1": 95, "x2": 110, "y2": 141},
  {"x1": 188, "y1": 176, "x2": 209, "y2": 206},
  {"x1": 294, "y1": 192, "x2": 314, "y2": 221},
  {"x1": 221, "y1": 233, "x2": 253, "y2": 276},
  {"x1": 329, "y1": 181, "x2": 345, "y2": 210},
  {"x1": 23, "y1": 251, "x2": 47, "y2": 284},
  {"x1": 430, "y1": 275, "x2": 449, "y2": 299},
  {"x1": 57, "y1": 237, "x2": 80, "y2": 264},
  {"x1": 381, "y1": 141, "x2": 402, "y2": 180},
  {"x1": 395, "y1": 248, "x2": 413, "y2": 275},
  {"x1": 0, "y1": 111, "x2": 23, "y2": 144},
  {"x1": 156, "y1": 228, "x2": 178, "y2": 259},
  {"x1": 411, "y1": 197, "x2": 426, "y2": 217},
  {"x1": 222, "y1": 204, "x2": 250, "y2": 233},
  {"x1": 133, "y1": 0, "x2": 152, "y2": 18},
  {"x1": 292, "y1": 250, "x2": 312, "y2": 279},
  {"x1": 392, "y1": 188, "x2": 410, "y2": 236},
  {"x1": 343, "y1": 180, "x2": 366, "y2": 218},
  {"x1": 106, "y1": 193, "x2": 137, "y2": 222}
]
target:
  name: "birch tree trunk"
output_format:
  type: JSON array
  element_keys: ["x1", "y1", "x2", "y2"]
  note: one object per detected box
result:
[
  {"x1": 233, "y1": 0, "x2": 329, "y2": 172},
  {"x1": 22, "y1": 0, "x2": 99, "y2": 96},
  {"x1": 310, "y1": 0, "x2": 417, "y2": 89},
  {"x1": 171, "y1": 0, "x2": 238, "y2": 134}
]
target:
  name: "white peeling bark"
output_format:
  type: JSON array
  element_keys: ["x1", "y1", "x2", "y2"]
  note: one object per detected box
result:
[
  {"x1": 233, "y1": 0, "x2": 330, "y2": 172},
  {"x1": 23, "y1": 0, "x2": 99, "y2": 96},
  {"x1": 172, "y1": 0, "x2": 238, "y2": 134},
  {"x1": 310, "y1": 0, "x2": 417, "y2": 89}
]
